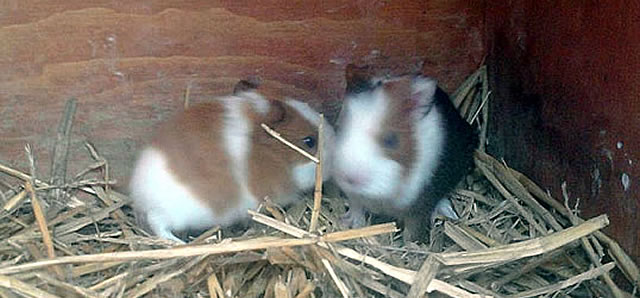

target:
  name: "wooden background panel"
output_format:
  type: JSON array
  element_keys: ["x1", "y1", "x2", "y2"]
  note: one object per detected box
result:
[
  {"x1": 486, "y1": 0, "x2": 640, "y2": 266},
  {"x1": 0, "y1": 0, "x2": 484, "y2": 188}
]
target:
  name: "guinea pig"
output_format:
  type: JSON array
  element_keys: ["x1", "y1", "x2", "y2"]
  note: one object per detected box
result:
[
  {"x1": 333, "y1": 65, "x2": 477, "y2": 241},
  {"x1": 129, "y1": 81, "x2": 334, "y2": 243}
]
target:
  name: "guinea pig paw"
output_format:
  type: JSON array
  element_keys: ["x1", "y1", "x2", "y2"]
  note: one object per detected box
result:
[
  {"x1": 402, "y1": 217, "x2": 428, "y2": 243},
  {"x1": 154, "y1": 229, "x2": 186, "y2": 245},
  {"x1": 340, "y1": 209, "x2": 366, "y2": 229},
  {"x1": 402, "y1": 227, "x2": 422, "y2": 244},
  {"x1": 430, "y1": 198, "x2": 459, "y2": 225},
  {"x1": 146, "y1": 214, "x2": 186, "y2": 244}
]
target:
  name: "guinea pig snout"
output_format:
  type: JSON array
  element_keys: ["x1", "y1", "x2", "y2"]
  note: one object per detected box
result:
[{"x1": 337, "y1": 170, "x2": 370, "y2": 188}]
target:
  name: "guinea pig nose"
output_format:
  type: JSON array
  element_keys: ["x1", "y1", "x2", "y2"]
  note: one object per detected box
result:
[{"x1": 344, "y1": 172, "x2": 368, "y2": 187}]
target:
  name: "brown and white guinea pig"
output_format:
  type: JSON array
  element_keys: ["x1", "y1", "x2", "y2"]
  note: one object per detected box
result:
[
  {"x1": 333, "y1": 65, "x2": 477, "y2": 241},
  {"x1": 129, "y1": 80, "x2": 334, "y2": 243}
]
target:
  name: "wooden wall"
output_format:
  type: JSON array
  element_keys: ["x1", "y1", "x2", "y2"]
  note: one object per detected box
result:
[
  {"x1": 2, "y1": 0, "x2": 638, "y2": 280},
  {"x1": 0, "y1": 1, "x2": 484, "y2": 187},
  {"x1": 486, "y1": 0, "x2": 640, "y2": 268}
]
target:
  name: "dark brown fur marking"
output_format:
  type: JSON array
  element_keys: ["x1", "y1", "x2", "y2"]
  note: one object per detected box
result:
[
  {"x1": 247, "y1": 101, "x2": 318, "y2": 203},
  {"x1": 378, "y1": 78, "x2": 417, "y2": 181}
]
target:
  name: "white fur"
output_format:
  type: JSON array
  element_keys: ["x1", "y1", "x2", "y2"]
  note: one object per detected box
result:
[
  {"x1": 412, "y1": 76, "x2": 438, "y2": 99},
  {"x1": 220, "y1": 95, "x2": 257, "y2": 205},
  {"x1": 291, "y1": 162, "x2": 318, "y2": 190},
  {"x1": 129, "y1": 148, "x2": 257, "y2": 243},
  {"x1": 245, "y1": 91, "x2": 271, "y2": 115},
  {"x1": 335, "y1": 88, "x2": 404, "y2": 207},
  {"x1": 284, "y1": 99, "x2": 324, "y2": 127},
  {"x1": 334, "y1": 78, "x2": 445, "y2": 211}
]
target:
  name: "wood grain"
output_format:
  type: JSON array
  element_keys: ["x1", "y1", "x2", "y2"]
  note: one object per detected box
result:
[
  {"x1": 0, "y1": 0, "x2": 484, "y2": 188},
  {"x1": 485, "y1": 0, "x2": 640, "y2": 266}
]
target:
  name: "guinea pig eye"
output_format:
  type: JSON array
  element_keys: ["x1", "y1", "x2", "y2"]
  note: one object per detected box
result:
[
  {"x1": 382, "y1": 132, "x2": 399, "y2": 149},
  {"x1": 302, "y1": 136, "x2": 316, "y2": 149}
]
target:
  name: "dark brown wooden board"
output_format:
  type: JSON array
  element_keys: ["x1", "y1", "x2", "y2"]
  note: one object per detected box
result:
[{"x1": 486, "y1": 0, "x2": 640, "y2": 269}]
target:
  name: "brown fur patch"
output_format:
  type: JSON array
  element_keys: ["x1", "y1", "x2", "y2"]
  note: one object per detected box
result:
[
  {"x1": 150, "y1": 96, "x2": 320, "y2": 218},
  {"x1": 378, "y1": 78, "x2": 417, "y2": 177},
  {"x1": 150, "y1": 101, "x2": 241, "y2": 216},
  {"x1": 246, "y1": 100, "x2": 319, "y2": 204}
]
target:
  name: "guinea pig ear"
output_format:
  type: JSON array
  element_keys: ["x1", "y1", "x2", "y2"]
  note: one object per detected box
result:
[
  {"x1": 233, "y1": 77, "x2": 261, "y2": 95},
  {"x1": 411, "y1": 76, "x2": 438, "y2": 109},
  {"x1": 263, "y1": 100, "x2": 287, "y2": 125},
  {"x1": 345, "y1": 64, "x2": 376, "y2": 94}
]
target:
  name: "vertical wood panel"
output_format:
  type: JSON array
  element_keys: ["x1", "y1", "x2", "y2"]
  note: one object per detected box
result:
[{"x1": 486, "y1": 0, "x2": 640, "y2": 268}]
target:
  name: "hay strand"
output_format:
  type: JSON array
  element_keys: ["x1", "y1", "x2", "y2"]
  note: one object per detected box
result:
[
  {"x1": 0, "y1": 274, "x2": 61, "y2": 298},
  {"x1": 309, "y1": 114, "x2": 325, "y2": 232},
  {"x1": 436, "y1": 214, "x2": 609, "y2": 266},
  {"x1": 261, "y1": 123, "x2": 319, "y2": 163},
  {"x1": 0, "y1": 65, "x2": 637, "y2": 297}
]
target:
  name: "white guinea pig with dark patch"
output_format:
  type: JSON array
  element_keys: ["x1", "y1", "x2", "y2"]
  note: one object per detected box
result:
[
  {"x1": 130, "y1": 82, "x2": 334, "y2": 243},
  {"x1": 334, "y1": 66, "x2": 477, "y2": 241}
]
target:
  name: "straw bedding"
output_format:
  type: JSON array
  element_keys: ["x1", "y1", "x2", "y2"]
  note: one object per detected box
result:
[{"x1": 0, "y1": 66, "x2": 638, "y2": 297}]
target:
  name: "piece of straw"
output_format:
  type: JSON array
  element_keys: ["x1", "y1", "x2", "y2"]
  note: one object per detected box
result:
[
  {"x1": 507, "y1": 262, "x2": 615, "y2": 298},
  {"x1": 436, "y1": 214, "x2": 609, "y2": 266},
  {"x1": 309, "y1": 114, "x2": 325, "y2": 232},
  {"x1": 261, "y1": 123, "x2": 319, "y2": 163},
  {"x1": 0, "y1": 273, "x2": 60, "y2": 298}
]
